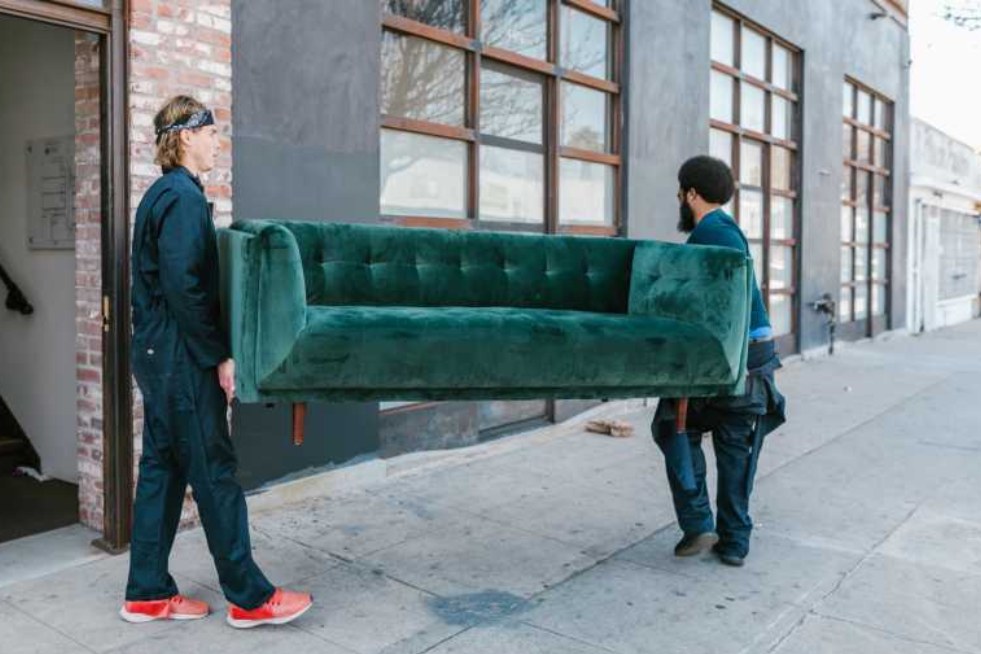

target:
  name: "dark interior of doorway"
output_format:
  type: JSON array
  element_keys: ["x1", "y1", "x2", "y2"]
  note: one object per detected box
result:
[{"x1": 0, "y1": 398, "x2": 78, "y2": 544}]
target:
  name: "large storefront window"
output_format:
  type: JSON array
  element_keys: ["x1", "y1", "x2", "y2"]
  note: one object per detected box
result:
[
  {"x1": 841, "y1": 79, "x2": 892, "y2": 335},
  {"x1": 710, "y1": 5, "x2": 801, "y2": 351},
  {"x1": 380, "y1": 0, "x2": 622, "y2": 235}
]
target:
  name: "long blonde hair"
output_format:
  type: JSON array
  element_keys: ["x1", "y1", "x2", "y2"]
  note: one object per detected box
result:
[{"x1": 153, "y1": 95, "x2": 207, "y2": 171}]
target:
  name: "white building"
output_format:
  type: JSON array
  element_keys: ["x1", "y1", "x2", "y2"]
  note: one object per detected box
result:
[{"x1": 907, "y1": 118, "x2": 981, "y2": 332}]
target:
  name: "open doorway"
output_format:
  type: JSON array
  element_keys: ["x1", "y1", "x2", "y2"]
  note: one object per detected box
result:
[{"x1": 0, "y1": 13, "x2": 104, "y2": 544}]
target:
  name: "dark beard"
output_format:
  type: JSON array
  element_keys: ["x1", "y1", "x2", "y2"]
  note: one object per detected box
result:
[{"x1": 677, "y1": 201, "x2": 696, "y2": 233}]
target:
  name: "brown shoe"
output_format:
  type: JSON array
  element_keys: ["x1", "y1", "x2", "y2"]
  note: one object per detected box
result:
[{"x1": 673, "y1": 531, "x2": 719, "y2": 557}]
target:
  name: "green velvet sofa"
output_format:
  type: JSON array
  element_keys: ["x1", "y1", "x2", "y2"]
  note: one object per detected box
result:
[{"x1": 218, "y1": 220, "x2": 752, "y2": 440}]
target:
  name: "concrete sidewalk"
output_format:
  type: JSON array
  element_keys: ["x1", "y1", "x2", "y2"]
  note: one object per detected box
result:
[{"x1": 3, "y1": 322, "x2": 981, "y2": 654}]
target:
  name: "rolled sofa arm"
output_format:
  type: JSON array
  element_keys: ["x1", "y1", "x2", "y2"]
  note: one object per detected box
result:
[
  {"x1": 218, "y1": 220, "x2": 307, "y2": 402},
  {"x1": 627, "y1": 240, "x2": 752, "y2": 388}
]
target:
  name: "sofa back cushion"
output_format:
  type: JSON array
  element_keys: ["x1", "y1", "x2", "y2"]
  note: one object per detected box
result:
[{"x1": 280, "y1": 222, "x2": 635, "y2": 313}]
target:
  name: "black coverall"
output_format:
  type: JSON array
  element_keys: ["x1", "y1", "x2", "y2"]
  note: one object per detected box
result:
[{"x1": 125, "y1": 166, "x2": 273, "y2": 609}]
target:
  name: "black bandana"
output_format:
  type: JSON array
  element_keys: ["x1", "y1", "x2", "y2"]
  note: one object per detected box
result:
[{"x1": 155, "y1": 109, "x2": 214, "y2": 144}]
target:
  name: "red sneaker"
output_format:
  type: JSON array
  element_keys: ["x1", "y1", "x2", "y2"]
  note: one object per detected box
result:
[
  {"x1": 226, "y1": 588, "x2": 313, "y2": 629},
  {"x1": 120, "y1": 594, "x2": 210, "y2": 623}
]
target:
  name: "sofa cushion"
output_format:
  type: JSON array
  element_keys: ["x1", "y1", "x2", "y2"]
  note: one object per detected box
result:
[
  {"x1": 258, "y1": 306, "x2": 732, "y2": 395},
  {"x1": 275, "y1": 222, "x2": 635, "y2": 314}
]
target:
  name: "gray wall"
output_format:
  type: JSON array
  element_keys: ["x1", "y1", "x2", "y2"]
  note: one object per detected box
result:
[
  {"x1": 627, "y1": 0, "x2": 910, "y2": 353},
  {"x1": 231, "y1": 0, "x2": 383, "y2": 478},
  {"x1": 232, "y1": 0, "x2": 381, "y2": 222}
]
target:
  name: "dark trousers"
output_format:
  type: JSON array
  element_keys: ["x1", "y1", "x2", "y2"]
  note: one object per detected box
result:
[
  {"x1": 125, "y1": 354, "x2": 274, "y2": 609},
  {"x1": 666, "y1": 414, "x2": 759, "y2": 557},
  {"x1": 656, "y1": 341, "x2": 780, "y2": 559}
]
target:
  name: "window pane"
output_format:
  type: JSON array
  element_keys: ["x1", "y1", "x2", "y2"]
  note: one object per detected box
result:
[
  {"x1": 741, "y1": 26, "x2": 766, "y2": 80},
  {"x1": 875, "y1": 137, "x2": 889, "y2": 169},
  {"x1": 711, "y1": 10, "x2": 735, "y2": 66},
  {"x1": 381, "y1": 32, "x2": 465, "y2": 126},
  {"x1": 856, "y1": 129, "x2": 871, "y2": 165},
  {"x1": 561, "y1": 82, "x2": 609, "y2": 151},
  {"x1": 873, "y1": 175, "x2": 887, "y2": 207},
  {"x1": 873, "y1": 211, "x2": 888, "y2": 243},
  {"x1": 856, "y1": 172, "x2": 870, "y2": 207},
  {"x1": 710, "y1": 71, "x2": 735, "y2": 123},
  {"x1": 769, "y1": 293, "x2": 792, "y2": 336},
  {"x1": 854, "y1": 284, "x2": 868, "y2": 320},
  {"x1": 381, "y1": 0, "x2": 465, "y2": 32},
  {"x1": 841, "y1": 246, "x2": 853, "y2": 283},
  {"x1": 842, "y1": 124, "x2": 853, "y2": 161},
  {"x1": 710, "y1": 129, "x2": 733, "y2": 166},
  {"x1": 561, "y1": 6, "x2": 609, "y2": 79},
  {"x1": 739, "y1": 189, "x2": 764, "y2": 239},
  {"x1": 380, "y1": 129, "x2": 467, "y2": 218},
  {"x1": 857, "y1": 90, "x2": 872, "y2": 123},
  {"x1": 854, "y1": 246, "x2": 868, "y2": 281},
  {"x1": 482, "y1": 0, "x2": 547, "y2": 60},
  {"x1": 872, "y1": 247, "x2": 887, "y2": 280},
  {"x1": 839, "y1": 287, "x2": 852, "y2": 322},
  {"x1": 841, "y1": 206, "x2": 854, "y2": 242},
  {"x1": 771, "y1": 196, "x2": 793, "y2": 240},
  {"x1": 749, "y1": 242, "x2": 764, "y2": 288},
  {"x1": 772, "y1": 44, "x2": 792, "y2": 90},
  {"x1": 769, "y1": 246, "x2": 793, "y2": 290},
  {"x1": 740, "y1": 140, "x2": 763, "y2": 186},
  {"x1": 740, "y1": 83, "x2": 765, "y2": 132},
  {"x1": 874, "y1": 99, "x2": 889, "y2": 130},
  {"x1": 772, "y1": 146, "x2": 792, "y2": 191},
  {"x1": 480, "y1": 63, "x2": 543, "y2": 143},
  {"x1": 872, "y1": 284, "x2": 887, "y2": 315},
  {"x1": 771, "y1": 95, "x2": 791, "y2": 140},
  {"x1": 842, "y1": 82, "x2": 854, "y2": 118},
  {"x1": 480, "y1": 146, "x2": 543, "y2": 223},
  {"x1": 855, "y1": 206, "x2": 870, "y2": 243},
  {"x1": 559, "y1": 158, "x2": 615, "y2": 225},
  {"x1": 841, "y1": 166, "x2": 853, "y2": 201}
]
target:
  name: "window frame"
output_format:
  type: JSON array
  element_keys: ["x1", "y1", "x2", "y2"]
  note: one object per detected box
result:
[
  {"x1": 710, "y1": 4, "x2": 802, "y2": 351},
  {"x1": 840, "y1": 76, "x2": 893, "y2": 337},
  {"x1": 380, "y1": 0, "x2": 623, "y2": 236}
]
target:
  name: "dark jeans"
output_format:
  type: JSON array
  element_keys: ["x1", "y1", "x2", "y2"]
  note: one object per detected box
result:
[
  {"x1": 657, "y1": 340, "x2": 779, "y2": 558},
  {"x1": 125, "y1": 344, "x2": 274, "y2": 609},
  {"x1": 666, "y1": 414, "x2": 758, "y2": 557}
]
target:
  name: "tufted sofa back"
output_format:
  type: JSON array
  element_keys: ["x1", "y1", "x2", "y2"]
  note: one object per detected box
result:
[{"x1": 273, "y1": 221, "x2": 636, "y2": 314}]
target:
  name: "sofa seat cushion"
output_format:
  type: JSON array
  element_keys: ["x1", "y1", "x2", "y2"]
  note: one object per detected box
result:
[{"x1": 258, "y1": 306, "x2": 732, "y2": 393}]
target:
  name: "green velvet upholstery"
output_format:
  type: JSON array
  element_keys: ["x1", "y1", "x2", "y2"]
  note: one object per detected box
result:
[{"x1": 218, "y1": 220, "x2": 752, "y2": 403}]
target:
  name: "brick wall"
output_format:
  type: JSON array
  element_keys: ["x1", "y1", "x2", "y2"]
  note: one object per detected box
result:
[
  {"x1": 76, "y1": 0, "x2": 233, "y2": 532},
  {"x1": 74, "y1": 32, "x2": 104, "y2": 531}
]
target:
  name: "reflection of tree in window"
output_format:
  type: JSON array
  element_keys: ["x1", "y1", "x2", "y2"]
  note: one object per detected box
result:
[
  {"x1": 382, "y1": 0, "x2": 466, "y2": 33},
  {"x1": 481, "y1": 64, "x2": 542, "y2": 143},
  {"x1": 381, "y1": 32, "x2": 464, "y2": 126},
  {"x1": 561, "y1": 6, "x2": 608, "y2": 79},
  {"x1": 482, "y1": 0, "x2": 547, "y2": 60}
]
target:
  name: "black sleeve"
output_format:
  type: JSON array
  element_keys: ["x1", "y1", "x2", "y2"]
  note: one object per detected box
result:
[{"x1": 155, "y1": 190, "x2": 230, "y2": 368}]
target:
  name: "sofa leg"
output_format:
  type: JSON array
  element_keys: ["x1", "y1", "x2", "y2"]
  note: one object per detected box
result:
[
  {"x1": 292, "y1": 402, "x2": 307, "y2": 446},
  {"x1": 674, "y1": 398, "x2": 689, "y2": 433}
]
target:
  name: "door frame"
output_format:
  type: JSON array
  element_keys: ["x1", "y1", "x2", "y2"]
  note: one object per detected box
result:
[{"x1": 0, "y1": 0, "x2": 132, "y2": 552}]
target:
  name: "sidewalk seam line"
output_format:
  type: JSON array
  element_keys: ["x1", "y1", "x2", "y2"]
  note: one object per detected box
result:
[{"x1": 1, "y1": 598, "x2": 101, "y2": 654}]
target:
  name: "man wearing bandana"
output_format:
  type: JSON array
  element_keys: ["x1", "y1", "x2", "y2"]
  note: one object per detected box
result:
[
  {"x1": 122, "y1": 96, "x2": 312, "y2": 627},
  {"x1": 652, "y1": 156, "x2": 787, "y2": 567}
]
